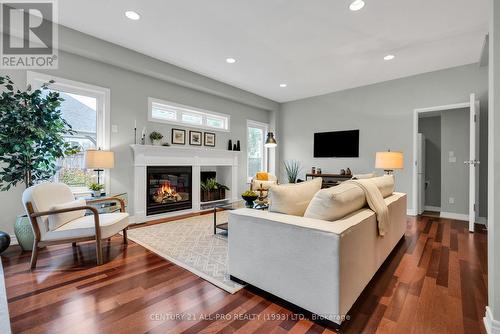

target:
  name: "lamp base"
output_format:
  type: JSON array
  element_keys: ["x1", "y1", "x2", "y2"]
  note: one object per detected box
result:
[{"x1": 384, "y1": 170, "x2": 394, "y2": 175}]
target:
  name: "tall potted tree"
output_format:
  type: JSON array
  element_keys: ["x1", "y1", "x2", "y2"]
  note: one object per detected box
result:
[{"x1": 0, "y1": 75, "x2": 77, "y2": 250}]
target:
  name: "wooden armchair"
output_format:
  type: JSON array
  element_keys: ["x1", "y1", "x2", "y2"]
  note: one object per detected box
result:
[{"x1": 22, "y1": 183, "x2": 130, "y2": 269}]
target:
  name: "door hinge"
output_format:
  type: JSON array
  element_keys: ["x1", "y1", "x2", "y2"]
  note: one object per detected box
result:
[
  {"x1": 474, "y1": 114, "x2": 477, "y2": 123},
  {"x1": 474, "y1": 203, "x2": 477, "y2": 212}
]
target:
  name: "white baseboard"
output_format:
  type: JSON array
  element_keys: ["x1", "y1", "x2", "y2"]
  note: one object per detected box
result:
[
  {"x1": 424, "y1": 205, "x2": 441, "y2": 212},
  {"x1": 407, "y1": 209, "x2": 417, "y2": 216},
  {"x1": 484, "y1": 306, "x2": 500, "y2": 334},
  {"x1": 440, "y1": 211, "x2": 469, "y2": 221}
]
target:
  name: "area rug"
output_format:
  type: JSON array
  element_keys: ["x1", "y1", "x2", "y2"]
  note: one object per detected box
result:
[{"x1": 126, "y1": 211, "x2": 244, "y2": 293}]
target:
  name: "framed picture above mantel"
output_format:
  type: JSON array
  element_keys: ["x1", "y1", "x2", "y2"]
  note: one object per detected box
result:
[
  {"x1": 171, "y1": 128, "x2": 186, "y2": 145},
  {"x1": 189, "y1": 131, "x2": 202, "y2": 146}
]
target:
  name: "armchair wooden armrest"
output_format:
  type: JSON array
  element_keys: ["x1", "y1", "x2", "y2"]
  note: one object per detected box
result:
[{"x1": 86, "y1": 196, "x2": 126, "y2": 213}]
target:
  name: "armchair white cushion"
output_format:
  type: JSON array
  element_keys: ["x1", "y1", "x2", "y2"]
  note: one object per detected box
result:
[
  {"x1": 47, "y1": 212, "x2": 129, "y2": 241},
  {"x1": 48, "y1": 199, "x2": 87, "y2": 231}
]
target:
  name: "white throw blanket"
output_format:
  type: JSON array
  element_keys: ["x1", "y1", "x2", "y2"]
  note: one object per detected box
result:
[{"x1": 346, "y1": 179, "x2": 390, "y2": 236}]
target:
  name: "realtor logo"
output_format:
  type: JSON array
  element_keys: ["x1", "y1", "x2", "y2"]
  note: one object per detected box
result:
[{"x1": 0, "y1": 0, "x2": 58, "y2": 68}]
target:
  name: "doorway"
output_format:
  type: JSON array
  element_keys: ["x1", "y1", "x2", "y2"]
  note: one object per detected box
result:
[{"x1": 412, "y1": 94, "x2": 480, "y2": 232}]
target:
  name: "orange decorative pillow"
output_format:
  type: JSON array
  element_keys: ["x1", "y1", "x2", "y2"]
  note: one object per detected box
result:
[{"x1": 256, "y1": 172, "x2": 269, "y2": 181}]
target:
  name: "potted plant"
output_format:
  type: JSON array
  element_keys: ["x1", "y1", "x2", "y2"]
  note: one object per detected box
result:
[
  {"x1": 89, "y1": 183, "x2": 104, "y2": 197},
  {"x1": 283, "y1": 160, "x2": 302, "y2": 183},
  {"x1": 200, "y1": 178, "x2": 229, "y2": 202},
  {"x1": 149, "y1": 131, "x2": 163, "y2": 145},
  {"x1": 0, "y1": 75, "x2": 77, "y2": 251}
]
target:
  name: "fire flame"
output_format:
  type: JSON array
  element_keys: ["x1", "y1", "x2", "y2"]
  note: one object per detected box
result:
[{"x1": 157, "y1": 182, "x2": 176, "y2": 196}]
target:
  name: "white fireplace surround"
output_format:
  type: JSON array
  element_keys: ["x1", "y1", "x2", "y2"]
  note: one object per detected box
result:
[{"x1": 130, "y1": 144, "x2": 240, "y2": 223}]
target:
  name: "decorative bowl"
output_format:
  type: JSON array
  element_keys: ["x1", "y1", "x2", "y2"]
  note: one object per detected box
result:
[{"x1": 242, "y1": 195, "x2": 258, "y2": 206}]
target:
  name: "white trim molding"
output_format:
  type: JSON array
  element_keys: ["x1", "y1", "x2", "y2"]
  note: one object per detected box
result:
[
  {"x1": 407, "y1": 209, "x2": 417, "y2": 216},
  {"x1": 440, "y1": 211, "x2": 469, "y2": 221},
  {"x1": 484, "y1": 306, "x2": 500, "y2": 334},
  {"x1": 424, "y1": 205, "x2": 441, "y2": 212}
]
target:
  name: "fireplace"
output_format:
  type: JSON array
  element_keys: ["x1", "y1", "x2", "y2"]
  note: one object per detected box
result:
[{"x1": 146, "y1": 166, "x2": 192, "y2": 215}]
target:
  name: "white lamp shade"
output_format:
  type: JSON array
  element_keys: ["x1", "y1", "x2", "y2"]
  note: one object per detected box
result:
[
  {"x1": 84, "y1": 150, "x2": 115, "y2": 169},
  {"x1": 375, "y1": 151, "x2": 404, "y2": 170}
]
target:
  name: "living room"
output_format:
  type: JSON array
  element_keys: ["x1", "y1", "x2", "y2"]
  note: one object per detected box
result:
[{"x1": 0, "y1": 1, "x2": 499, "y2": 333}]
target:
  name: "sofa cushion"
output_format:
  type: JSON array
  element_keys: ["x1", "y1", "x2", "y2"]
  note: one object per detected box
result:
[
  {"x1": 48, "y1": 199, "x2": 87, "y2": 231},
  {"x1": 371, "y1": 175, "x2": 395, "y2": 198},
  {"x1": 304, "y1": 183, "x2": 366, "y2": 221},
  {"x1": 268, "y1": 178, "x2": 322, "y2": 216},
  {"x1": 303, "y1": 175, "x2": 395, "y2": 221}
]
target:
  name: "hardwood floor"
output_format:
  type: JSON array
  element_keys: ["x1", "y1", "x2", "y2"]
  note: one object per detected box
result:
[{"x1": 1, "y1": 215, "x2": 488, "y2": 333}]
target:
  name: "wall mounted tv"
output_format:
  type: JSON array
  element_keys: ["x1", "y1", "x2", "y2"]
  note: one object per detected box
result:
[{"x1": 313, "y1": 130, "x2": 359, "y2": 158}]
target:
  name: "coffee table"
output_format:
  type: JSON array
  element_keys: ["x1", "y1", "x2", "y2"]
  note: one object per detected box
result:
[{"x1": 213, "y1": 200, "x2": 268, "y2": 234}]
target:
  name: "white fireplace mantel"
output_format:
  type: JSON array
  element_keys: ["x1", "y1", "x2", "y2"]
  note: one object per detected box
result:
[{"x1": 130, "y1": 144, "x2": 240, "y2": 223}]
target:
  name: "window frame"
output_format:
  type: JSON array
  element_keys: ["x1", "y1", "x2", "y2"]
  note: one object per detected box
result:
[
  {"x1": 148, "y1": 97, "x2": 230, "y2": 132},
  {"x1": 27, "y1": 71, "x2": 111, "y2": 194},
  {"x1": 246, "y1": 119, "x2": 269, "y2": 182}
]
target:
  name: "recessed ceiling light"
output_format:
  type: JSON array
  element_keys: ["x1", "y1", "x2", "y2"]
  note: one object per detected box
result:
[
  {"x1": 279, "y1": 83, "x2": 287, "y2": 88},
  {"x1": 384, "y1": 54, "x2": 395, "y2": 61},
  {"x1": 125, "y1": 10, "x2": 141, "y2": 20},
  {"x1": 349, "y1": 0, "x2": 365, "y2": 11},
  {"x1": 226, "y1": 58, "x2": 236, "y2": 64}
]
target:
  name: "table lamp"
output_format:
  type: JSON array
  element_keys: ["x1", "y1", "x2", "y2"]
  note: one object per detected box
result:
[
  {"x1": 84, "y1": 149, "x2": 115, "y2": 184},
  {"x1": 375, "y1": 150, "x2": 404, "y2": 174}
]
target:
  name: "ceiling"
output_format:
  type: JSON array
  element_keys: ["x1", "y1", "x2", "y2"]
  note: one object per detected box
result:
[{"x1": 58, "y1": 0, "x2": 489, "y2": 103}]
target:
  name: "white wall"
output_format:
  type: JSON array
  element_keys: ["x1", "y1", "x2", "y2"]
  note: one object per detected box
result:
[
  {"x1": 279, "y1": 64, "x2": 488, "y2": 216},
  {"x1": 0, "y1": 27, "x2": 277, "y2": 237}
]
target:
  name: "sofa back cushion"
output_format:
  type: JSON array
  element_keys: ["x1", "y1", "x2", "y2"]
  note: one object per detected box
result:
[
  {"x1": 304, "y1": 183, "x2": 367, "y2": 221},
  {"x1": 268, "y1": 178, "x2": 322, "y2": 216},
  {"x1": 303, "y1": 175, "x2": 395, "y2": 221},
  {"x1": 371, "y1": 175, "x2": 395, "y2": 198}
]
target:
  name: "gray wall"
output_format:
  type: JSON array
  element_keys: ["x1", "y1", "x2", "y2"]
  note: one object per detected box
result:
[
  {"x1": 0, "y1": 30, "x2": 276, "y2": 237},
  {"x1": 279, "y1": 64, "x2": 488, "y2": 216},
  {"x1": 440, "y1": 109, "x2": 470, "y2": 215},
  {"x1": 418, "y1": 116, "x2": 441, "y2": 208}
]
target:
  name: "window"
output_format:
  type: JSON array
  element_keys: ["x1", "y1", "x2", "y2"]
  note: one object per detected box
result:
[
  {"x1": 148, "y1": 97, "x2": 230, "y2": 131},
  {"x1": 27, "y1": 71, "x2": 110, "y2": 193},
  {"x1": 247, "y1": 120, "x2": 268, "y2": 181}
]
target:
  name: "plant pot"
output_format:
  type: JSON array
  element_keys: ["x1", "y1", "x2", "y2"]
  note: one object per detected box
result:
[
  {"x1": 152, "y1": 139, "x2": 162, "y2": 146},
  {"x1": 14, "y1": 214, "x2": 34, "y2": 251},
  {"x1": 92, "y1": 190, "x2": 102, "y2": 197}
]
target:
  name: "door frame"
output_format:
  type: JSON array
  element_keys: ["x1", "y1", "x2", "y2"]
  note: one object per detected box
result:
[{"x1": 412, "y1": 98, "x2": 479, "y2": 231}]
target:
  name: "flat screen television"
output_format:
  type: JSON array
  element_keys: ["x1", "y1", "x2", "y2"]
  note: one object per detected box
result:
[{"x1": 313, "y1": 130, "x2": 359, "y2": 158}]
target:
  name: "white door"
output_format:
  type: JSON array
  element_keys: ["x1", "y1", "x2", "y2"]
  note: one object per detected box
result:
[
  {"x1": 466, "y1": 93, "x2": 480, "y2": 232},
  {"x1": 417, "y1": 134, "x2": 425, "y2": 214}
]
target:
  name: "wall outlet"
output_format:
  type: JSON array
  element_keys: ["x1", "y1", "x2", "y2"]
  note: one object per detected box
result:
[
  {"x1": 449, "y1": 197, "x2": 455, "y2": 204},
  {"x1": 111, "y1": 124, "x2": 119, "y2": 133},
  {"x1": 449, "y1": 156, "x2": 456, "y2": 163}
]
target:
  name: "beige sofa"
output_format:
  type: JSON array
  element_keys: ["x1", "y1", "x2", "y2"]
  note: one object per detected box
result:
[{"x1": 228, "y1": 178, "x2": 406, "y2": 325}]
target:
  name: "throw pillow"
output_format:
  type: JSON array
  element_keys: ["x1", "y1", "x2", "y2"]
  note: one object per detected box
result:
[
  {"x1": 48, "y1": 199, "x2": 87, "y2": 231},
  {"x1": 256, "y1": 172, "x2": 269, "y2": 181},
  {"x1": 371, "y1": 174, "x2": 395, "y2": 198},
  {"x1": 304, "y1": 183, "x2": 367, "y2": 221},
  {"x1": 268, "y1": 177, "x2": 322, "y2": 216}
]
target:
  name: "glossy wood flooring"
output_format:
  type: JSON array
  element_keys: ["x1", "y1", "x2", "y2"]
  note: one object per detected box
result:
[{"x1": 1, "y1": 215, "x2": 488, "y2": 334}]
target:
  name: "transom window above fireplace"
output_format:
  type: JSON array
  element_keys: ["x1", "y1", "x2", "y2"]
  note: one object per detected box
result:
[{"x1": 148, "y1": 97, "x2": 230, "y2": 132}]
